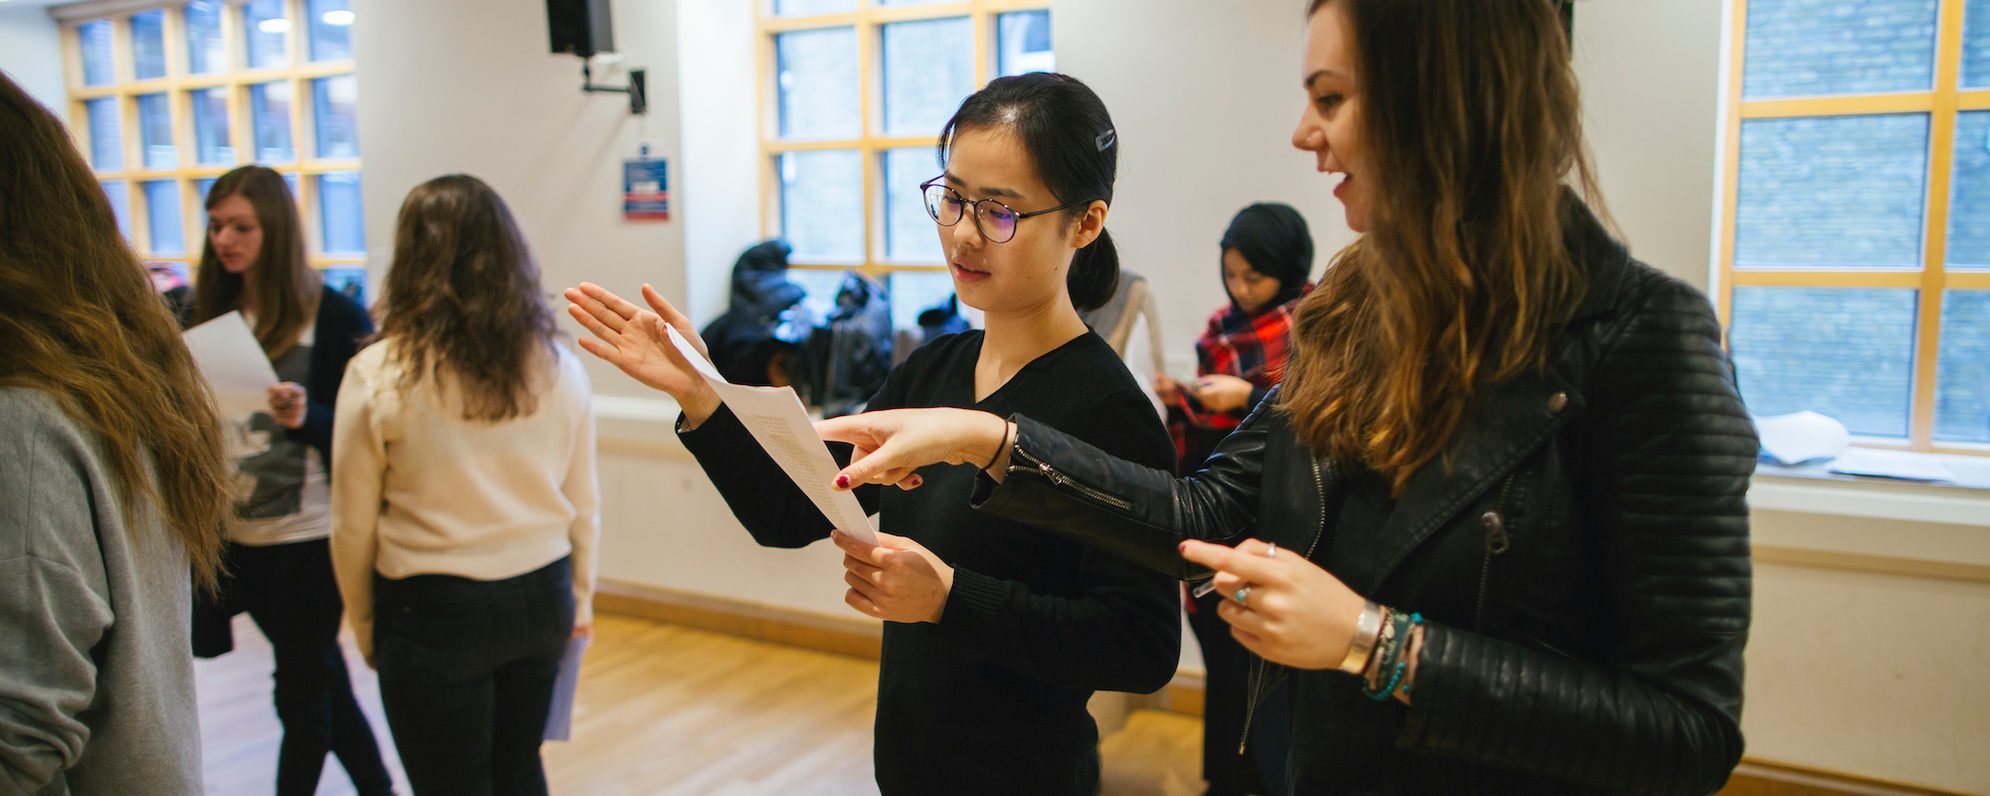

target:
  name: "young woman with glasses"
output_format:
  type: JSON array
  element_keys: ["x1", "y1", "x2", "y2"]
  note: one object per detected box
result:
[
  {"x1": 816, "y1": 0, "x2": 1755, "y2": 792},
  {"x1": 564, "y1": 72, "x2": 1180, "y2": 795}
]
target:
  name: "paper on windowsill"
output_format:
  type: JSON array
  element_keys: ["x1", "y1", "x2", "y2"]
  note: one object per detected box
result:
[
  {"x1": 667, "y1": 324, "x2": 880, "y2": 545},
  {"x1": 183, "y1": 311, "x2": 279, "y2": 418},
  {"x1": 1827, "y1": 447, "x2": 1956, "y2": 483},
  {"x1": 1755, "y1": 410, "x2": 1850, "y2": 466}
]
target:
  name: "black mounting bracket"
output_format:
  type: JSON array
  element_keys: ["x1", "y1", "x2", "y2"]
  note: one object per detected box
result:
[{"x1": 582, "y1": 62, "x2": 646, "y2": 116}]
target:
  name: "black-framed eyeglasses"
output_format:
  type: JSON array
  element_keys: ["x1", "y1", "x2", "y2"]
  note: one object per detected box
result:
[{"x1": 919, "y1": 177, "x2": 1092, "y2": 245}]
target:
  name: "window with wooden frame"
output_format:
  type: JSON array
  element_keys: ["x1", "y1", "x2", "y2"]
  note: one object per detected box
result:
[
  {"x1": 756, "y1": 0, "x2": 1053, "y2": 333},
  {"x1": 59, "y1": 0, "x2": 367, "y2": 300},
  {"x1": 1718, "y1": 0, "x2": 1990, "y2": 453}
]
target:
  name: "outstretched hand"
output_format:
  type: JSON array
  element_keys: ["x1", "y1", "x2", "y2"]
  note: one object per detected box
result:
[
  {"x1": 564, "y1": 282, "x2": 722, "y2": 424},
  {"x1": 816, "y1": 408, "x2": 1011, "y2": 490}
]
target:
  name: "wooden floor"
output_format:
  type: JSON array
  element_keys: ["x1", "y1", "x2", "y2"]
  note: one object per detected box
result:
[{"x1": 195, "y1": 612, "x2": 1205, "y2": 795}]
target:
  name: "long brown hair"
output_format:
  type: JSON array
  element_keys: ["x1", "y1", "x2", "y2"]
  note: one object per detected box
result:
[
  {"x1": 0, "y1": 74, "x2": 228, "y2": 591},
  {"x1": 1282, "y1": 0, "x2": 1605, "y2": 493},
  {"x1": 192, "y1": 165, "x2": 322, "y2": 359},
  {"x1": 376, "y1": 174, "x2": 558, "y2": 421}
]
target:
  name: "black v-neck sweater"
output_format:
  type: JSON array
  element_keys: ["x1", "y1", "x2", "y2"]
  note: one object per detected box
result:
[{"x1": 679, "y1": 330, "x2": 1179, "y2": 795}]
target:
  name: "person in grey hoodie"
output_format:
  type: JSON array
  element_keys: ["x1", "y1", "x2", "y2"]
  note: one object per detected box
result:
[{"x1": 0, "y1": 71, "x2": 231, "y2": 795}]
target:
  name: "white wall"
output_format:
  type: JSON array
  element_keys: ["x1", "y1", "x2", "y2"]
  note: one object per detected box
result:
[
  {"x1": 1571, "y1": 0, "x2": 1724, "y2": 291},
  {"x1": 349, "y1": 0, "x2": 684, "y2": 401},
  {"x1": 0, "y1": 2, "x2": 66, "y2": 113},
  {"x1": 1052, "y1": 0, "x2": 1356, "y2": 377},
  {"x1": 674, "y1": 0, "x2": 762, "y2": 328}
]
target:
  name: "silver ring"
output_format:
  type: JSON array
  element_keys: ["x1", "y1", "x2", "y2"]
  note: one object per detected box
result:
[
  {"x1": 1265, "y1": 543, "x2": 1279, "y2": 559},
  {"x1": 1232, "y1": 586, "x2": 1251, "y2": 606}
]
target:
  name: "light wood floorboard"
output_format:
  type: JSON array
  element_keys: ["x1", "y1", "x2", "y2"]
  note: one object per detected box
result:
[{"x1": 195, "y1": 612, "x2": 1204, "y2": 795}]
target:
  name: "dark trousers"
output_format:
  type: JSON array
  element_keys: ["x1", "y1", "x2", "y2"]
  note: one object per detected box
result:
[
  {"x1": 374, "y1": 557, "x2": 574, "y2": 796},
  {"x1": 1188, "y1": 588, "x2": 1275, "y2": 796},
  {"x1": 225, "y1": 538, "x2": 395, "y2": 796}
]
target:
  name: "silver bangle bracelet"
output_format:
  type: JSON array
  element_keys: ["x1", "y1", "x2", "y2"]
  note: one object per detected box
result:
[{"x1": 1338, "y1": 601, "x2": 1384, "y2": 675}]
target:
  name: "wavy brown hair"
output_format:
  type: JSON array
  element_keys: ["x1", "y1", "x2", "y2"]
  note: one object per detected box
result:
[
  {"x1": 1282, "y1": 0, "x2": 1605, "y2": 493},
  {"x1": 376, "y1": 174, "x2": 558, "y2": 422},
  {"x1": 0, "y1": 74, "x2": 228, "y2": 591},
  {"x1": 192, "y1": 165, "x2": 322, "y2": 359}
]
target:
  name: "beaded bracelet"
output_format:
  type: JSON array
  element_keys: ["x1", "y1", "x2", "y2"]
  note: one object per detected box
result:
[
  {"x1": 1363, "y1": 611, "x2": 1424, "y2": 701},
  {"x1": 1363, "y1": 607, "x2": 1399, "y2": 691}
]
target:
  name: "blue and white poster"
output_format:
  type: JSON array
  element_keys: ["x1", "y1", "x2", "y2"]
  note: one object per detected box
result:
[{"x1": 623, "y1": 157, "x2": 669, "y2": 221}]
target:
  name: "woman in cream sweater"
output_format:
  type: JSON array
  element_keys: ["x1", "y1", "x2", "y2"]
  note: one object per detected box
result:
[{"x1": 331, "y1": 174, "x2": 598, "y2": 796}]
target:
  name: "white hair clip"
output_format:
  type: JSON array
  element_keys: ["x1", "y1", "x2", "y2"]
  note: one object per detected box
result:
[{"x1": 1096, "y1": 129, "x2": 1116, "y2": 152}]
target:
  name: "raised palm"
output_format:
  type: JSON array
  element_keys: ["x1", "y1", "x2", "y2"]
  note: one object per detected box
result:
[{"x1": 564, "y1": 282, "x2": 710, "y2": 403}]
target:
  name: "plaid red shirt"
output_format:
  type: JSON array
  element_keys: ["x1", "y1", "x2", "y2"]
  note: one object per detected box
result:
[{"x1": 1165, "y1": 287, "x2": 1308, "y2": 468}]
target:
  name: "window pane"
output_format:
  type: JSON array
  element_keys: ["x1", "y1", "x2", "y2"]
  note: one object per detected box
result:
[
  {"x1": 250, "y1": 81, "x2": 295, "y2": 162},
  {"x1": 143, "y1": 181, "x2": 185, "y2": 255},
  {"x1": 244, "y1": 0, "x2": 290, "y2": 70},
  {"x1": 776, "y1": 28, "x2": 859, "y2": 140},
  {"x1": 1965, "y1": 0, "x2": 1990, "y2": 89},
  {"x1": 137, "y1": 93, "x2": 176, "y2": 170},
  {"x1": 881, "y1": 17, "x2": 973, "y2": 138},
  {"x1": 1952, "y1": 111, "x2": 1990, "y2": 269},
  {"x1": 85, "y1": 98, "x2": 122, "y2": 171},
  {"x1": 1730, "y1": 287, "x2": 1917, "y2": 438},
  {"x1": 80, "y1": 20, "x2": 116, "y2": 86},
  {"x1": 773, "y1": 0, "x2": 854, "y2": 16},
  {"x1": 190, "y1": 88, "x2": 233, "y2": 165},
  {"x1": 787, "y1": 268, "x2": 846, "y2": 325},
  {"x1": 1736, "y1": 114, "x2": 1928, "y2": 269},
  {"x1": 1741, "y1": 0, "x2": 1937, "y2": 99},
  {"x1": 1936, "y1": 291, "x2": 1990, "y2": 442},
  {"x1": 888, "y1": 270, "x2": 956, "y2": 334},
  {"x1": 102, "y1": 180, "x2": 132, "y2": 240},
  {"x1": 778, "y1": 150, "x2": 863, "y2": 260},
  {"x1": 130, "y1": 9, "x2": 168, "y2": 80},
  {"x1": 186, "y1": 1, "x2": 227, "y2": 74},
  {"x1": 883, "y1": 147, "x2": 942, "y2": 262},
  {"x1": 317, "y1": 171, "x2": 365, "y2": 254},
  {"x1": 307, "y1": 0, "x2": 354, "y2": 61},
  {"x1": 196, "y1": 177, "x2": 216, "y2": 204},
  {"x1": 879, "y1": 0, "x2": 947, "y2": 6},
  {"x1": 998, "y1": 11, "x2": 1055, "y2": 77},
  {"x1": 312, "y1": 75, "x2": 360, "y2": 158}
]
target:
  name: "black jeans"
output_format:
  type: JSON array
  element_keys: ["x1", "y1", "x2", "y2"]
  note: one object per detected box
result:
[
  {"x1": 224, "y1": 538, "x2": 395, "y2": 796},
  {"x1": 374, "y1": 557, "x2": 574, "y2": 796}
]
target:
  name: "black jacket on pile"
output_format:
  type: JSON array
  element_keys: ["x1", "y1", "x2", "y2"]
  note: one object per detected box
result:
[
  {"x1": 700, "y1": 240, "x2": 806, "y2": 386},
  {"x1": 965, "y1": 200, "x2": 1758, "y2": 794}
]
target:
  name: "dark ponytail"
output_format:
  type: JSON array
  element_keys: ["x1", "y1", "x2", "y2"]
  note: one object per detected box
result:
[{"x1": 938, "y1": 72, "x2": 1120, "y2": 311}]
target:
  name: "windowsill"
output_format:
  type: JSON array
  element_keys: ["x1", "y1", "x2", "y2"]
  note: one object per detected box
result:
[
  {"x1": 593, "y1": 393, "x2": 693, "y2": 460},
  {"x1": 1752, "y1": 453, "x2": 1990, "y2": 529}
]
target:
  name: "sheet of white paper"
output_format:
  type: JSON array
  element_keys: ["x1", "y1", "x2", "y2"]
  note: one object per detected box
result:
[
  {"x1": 542, "y1": 633, "x2": 588, "y2": 741},
  {"x1": 667, "y1": 325, "x2": 879, "y2": 544},
  {"x1": 182, "y1": 311, "x2": 280, "y2": 417},
  {"x1": 1828, "y1": 447, "x2": 1955, "y2": 482},
  {"x1": 1754, "y1": 410, "x2": 1850, "y2": 466}
]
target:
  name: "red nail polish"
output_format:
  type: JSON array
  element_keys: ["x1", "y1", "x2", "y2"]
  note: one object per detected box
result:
[{"x1": 835, "y1": 474, "x2": 850, "y2": 489}]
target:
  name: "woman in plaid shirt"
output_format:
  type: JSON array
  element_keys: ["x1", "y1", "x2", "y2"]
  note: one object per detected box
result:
[{"x1": 1152, "y1": 201, "x2": 1315, "y2": 795}]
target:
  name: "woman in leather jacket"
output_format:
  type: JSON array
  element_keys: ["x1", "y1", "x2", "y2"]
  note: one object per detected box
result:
[{"x1": 817, "y1": 1, "x2": 1757, "y2": 793}]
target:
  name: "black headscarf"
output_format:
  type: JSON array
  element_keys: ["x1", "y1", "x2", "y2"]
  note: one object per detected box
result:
[{"x1": 1219, "y1": 202, "x2": 1314, "y2": 313}]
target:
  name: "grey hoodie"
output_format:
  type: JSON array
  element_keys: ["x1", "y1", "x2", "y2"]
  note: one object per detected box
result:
[{"x1": 0, "y1": 388, "x2": 202, "y2": 795}]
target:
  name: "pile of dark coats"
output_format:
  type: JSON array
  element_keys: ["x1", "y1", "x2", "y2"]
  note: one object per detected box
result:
[{"x1": 699, "y1": 240, "x2": 965, "y2": 418}]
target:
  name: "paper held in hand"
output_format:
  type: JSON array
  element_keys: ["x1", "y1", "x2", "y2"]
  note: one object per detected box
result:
[
  {"x1": 666, "y1": 324, "x2": 880, "y2": 544},
  {"x1": 182, "y1": 311, "x2": 280, "y2": 418}
]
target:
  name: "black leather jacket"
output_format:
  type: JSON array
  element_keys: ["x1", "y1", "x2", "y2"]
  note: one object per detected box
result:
[{"x1": 969, "y1": 205, "x2": 1756, "y2": 794}]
